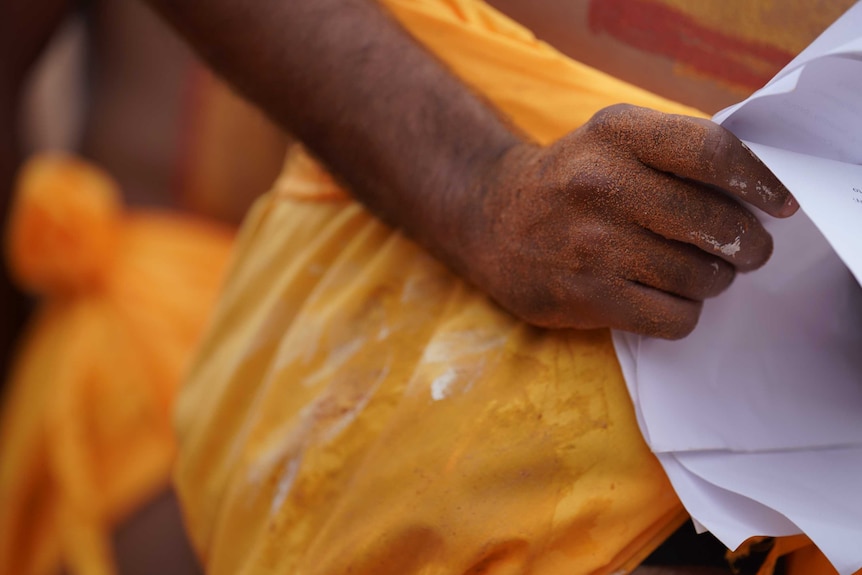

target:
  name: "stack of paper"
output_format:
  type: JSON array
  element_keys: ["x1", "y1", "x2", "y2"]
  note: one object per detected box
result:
[{"x1": 613, "y1": 3, "x2": 862, "y2": 574}]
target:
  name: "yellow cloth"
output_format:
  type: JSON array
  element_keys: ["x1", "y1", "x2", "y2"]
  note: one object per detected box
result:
[
  {"x1": 730, "y1": 536, "x2": 859, "y2": 575},
  {"x1": 0, "y1": 155, "x2": 234, "y2": 575},
  {"x1": 173, "y1": 1, "x2": 849, "y2": 573},
  {"x1": 174, "y1": 1, "x2": 703, "y2": 574}
]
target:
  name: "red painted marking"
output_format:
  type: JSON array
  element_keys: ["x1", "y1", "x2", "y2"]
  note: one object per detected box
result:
[{"x1": 588, "y1": 0, "x2": 796, "y2": 90}]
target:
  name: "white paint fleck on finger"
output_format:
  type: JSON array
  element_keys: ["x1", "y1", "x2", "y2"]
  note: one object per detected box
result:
[
  {"x1": 729, "y1": 176, "x2": 748, "y2": 194},
  {"x1": 691, "y1": 231, "x2": 742, "y2": 257},
  {"x1": 755, "y1": 179, "x2": 776, "y2": 202}
]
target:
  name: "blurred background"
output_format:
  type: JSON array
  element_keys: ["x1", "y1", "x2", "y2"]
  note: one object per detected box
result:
[{"x1": 0, "y1": 1, "x2": 855, "y2": 574}]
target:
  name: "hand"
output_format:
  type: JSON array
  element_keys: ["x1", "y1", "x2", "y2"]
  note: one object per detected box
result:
[
  {"x1": 146, "y1": 0, "x2": 792, "y2": 342},
  {"x1": 455, "y1": 104, "x2": 797, "y2": 339}
]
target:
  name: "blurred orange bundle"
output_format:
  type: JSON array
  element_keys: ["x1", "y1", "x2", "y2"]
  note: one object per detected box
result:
[{"x1": 0, "y1": 155, "x2": 234, "y2": 575}]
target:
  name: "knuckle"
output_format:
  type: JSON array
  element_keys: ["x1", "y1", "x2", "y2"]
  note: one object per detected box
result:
[
  {"x1": 578, "y1": 222, "x2": 614, "y2": 255},
  {"x1": 585, "y1": 103, "x2": 637, "y2": 137}
]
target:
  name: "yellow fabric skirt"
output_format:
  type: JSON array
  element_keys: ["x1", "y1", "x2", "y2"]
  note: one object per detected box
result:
[{"x1": 175, "y1": 189, "x2": 687, "y2": 575}]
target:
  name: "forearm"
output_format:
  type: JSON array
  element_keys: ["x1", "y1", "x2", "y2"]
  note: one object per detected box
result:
[
  {"x1": 146, "y1": 0, "x2": 523, "y2": 273},
  {"x1": 148, "y1": 0, "x2": 795, "y2": 339}
]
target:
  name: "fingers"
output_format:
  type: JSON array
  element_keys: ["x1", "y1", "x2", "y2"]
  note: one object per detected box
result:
[
  {"x1": 626, "y1": 169, "x2": 773, "y2": 271},
  {"x1": 602, "y1": 281, "x2": 704, "y2": 340},
  {"x1": 523, "y1": 227, "x2": 734, "y2": 339},
  {"x1": 591, "y1": 104, "x2": 797, "y2": 218},
  {"x1": 622, "y1": 229, "x2": 736, "y2": 301},
  {"x1": 519, "y1": 272, "x2": 704, "y2": 340},
  {"x1": 624, "y1": 284, "x2": 702, "y2": 340},
  {"x1": 600, "y1": 230, "x2": 733, "y2": 339},
  {"x1": 488, "y1": 106, "x2": 796, "y2": 339}
]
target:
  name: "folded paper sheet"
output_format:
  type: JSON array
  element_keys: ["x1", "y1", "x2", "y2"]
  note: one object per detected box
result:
[{"x1": 613, "y1": 3, "x2": 862, "y2": 574}]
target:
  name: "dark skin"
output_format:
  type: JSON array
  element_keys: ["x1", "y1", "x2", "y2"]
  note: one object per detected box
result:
[
  {"x1": 0, "y1": 0, "x2": 797, "y2": 361},
  {"x1": 148, "y1": 0, "x2": 795, "y2": 340},
  {"x1": 4, "y1": 1, "x2": 799, "y2": 574}
]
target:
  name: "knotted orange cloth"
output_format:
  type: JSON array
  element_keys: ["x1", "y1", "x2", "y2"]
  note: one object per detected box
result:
[
  {"x1": 172, "y1": 1, "x2": 845, "y2": 574},
  {"x1": 0, "y1": 155, "x2": 233, "y2": 575}
]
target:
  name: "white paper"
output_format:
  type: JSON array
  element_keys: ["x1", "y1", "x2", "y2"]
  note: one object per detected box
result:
[
  {"x1": 633, "y1": 211, "x2": 862, "y2": 454},
  {"x1": 657, "y1": 453, "x2": 801, "y2": 547},
  {"x1": 676, "y1": 449, "x2": 862, "y2": 575},
  {"x1": 612, "y1": 3, "x2": 862, "y2": 574}
]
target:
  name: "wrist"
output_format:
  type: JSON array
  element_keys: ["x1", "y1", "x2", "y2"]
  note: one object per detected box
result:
[{"x1": 431, "y1": 138, "x2": 540, "y2": 290}]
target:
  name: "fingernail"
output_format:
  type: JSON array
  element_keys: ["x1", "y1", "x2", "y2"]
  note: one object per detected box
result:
[{"x1": 779, "y1": 194, "x2": 799, "y2": 217}]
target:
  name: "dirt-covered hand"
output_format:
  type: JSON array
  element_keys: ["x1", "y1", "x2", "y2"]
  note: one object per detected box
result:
[{"x1": 456, "y1": 104, "x2": 797, "y2": 339}]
